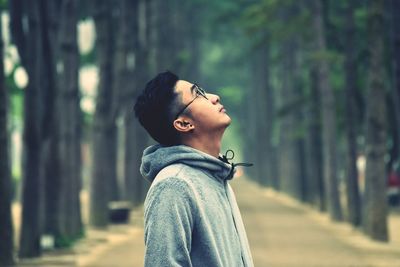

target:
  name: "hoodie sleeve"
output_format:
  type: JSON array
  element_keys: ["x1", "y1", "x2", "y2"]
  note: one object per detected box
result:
[{"x1": 144, "y1": 177, "x2": 196, "y2": 267}]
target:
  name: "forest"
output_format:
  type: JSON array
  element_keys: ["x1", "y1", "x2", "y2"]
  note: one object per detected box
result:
[{"x1": 0, "y1": 0, "x2": 399, "y2": 265}]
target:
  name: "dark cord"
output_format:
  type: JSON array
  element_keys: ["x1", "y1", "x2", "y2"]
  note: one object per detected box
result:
[{"x1": 219, "y1": 149, "x2": 253, "y2": 180}]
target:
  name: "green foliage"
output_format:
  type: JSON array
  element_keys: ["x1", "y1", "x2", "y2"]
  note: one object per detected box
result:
[
  {"x1": 10, "y1": 93, "x2": 23, "y2": 121},
  {"x1": 54, "y1": 229, "x2": 85, "y2": 249},
  {"x1": 217, "y1": 86, "x2": 245, "y2": 107},
  {"x1": 308, "y1": 50, "x2": 343, "y2": 65},
  {"x1": 0, "y1": 0, "x2": 7, "y2": 10},
  {"x1": 276, "y1": 95, "x2": 308, "y2": 118},
  {"x1": 54, "y1": 235, "x2": 74, "y2": 248},
  {"x1": 240, "y1": 0, "x2": 311, "y2": 44},
  {"x1": 80, "y1": 49, "x2": 96, "y2": 65},
  {"x1": 11, "y1": 175, "x2": 18, "y2": 200},
  {"x1": 78, "y1": 0, "x2": 93, "y2": 20},
  {"x1": 7, "y1": 65, "x2": 24, "y2": 125},
  {"x1": 200, "y1": 38, "x2": 250, "y2": 94},
  {"x1": 329, "y1": 56, "x2": 345, "y2": 93},
  {"x1": 177, "y1": 49, "x2": 191, "y2": 66}
]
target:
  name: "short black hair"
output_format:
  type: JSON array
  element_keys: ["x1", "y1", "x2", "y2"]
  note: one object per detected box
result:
[{"x1": 134, "y1": 71, "x2": 182, "y2": 146}]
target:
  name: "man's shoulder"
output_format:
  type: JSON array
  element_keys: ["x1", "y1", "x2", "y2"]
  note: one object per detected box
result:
[
  {"x1": 152, "y1": 163, "x2": 187, "y2": 183},
  {"x1": 148, "y1": 164, "x2": 195, "y2": 193},
  {"x1": 148, "y1": 163, "x2": 223, "y2": 205},
  {"x1": 152, "y1": 163, "x2": 206, "y2": 184},
  {"x1": 144, "y1": 164, "x2": 200, "y2": 213}
]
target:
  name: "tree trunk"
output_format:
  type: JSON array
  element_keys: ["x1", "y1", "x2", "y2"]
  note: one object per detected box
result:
[
  {"x1": 363, "y1": 0, "x2": 388, "y2": 242},
  {"x1": 252, "y1": 45, "x2": 274, "y2": 187},
  {"x1": 90, "y1": 0, "x2": 117, "y2": 227},
  {"x1": 137, "y1": 0, "x2": 152, "y2": 201},
  {"x1": 183, "y1": 1, "x2": 202, "y2": 82},
  {"x1": 277, "y1": 39, "x2": 304, "y2": 200},
  {"x1": 305, "y1": 67, "x2": 325, "y2": 211},
  {"x1": 153, "y1": 0, "x2": 176, "y2": 71},
  {"x1": 58, "y1": 0, "x2": 83, "y2": 240},
  {"x1": 128, "y1": 0, "x2": 151, "y2": 205},
  {"x1": 244, "y1": 59, "x2": 258, "y2": 183},
  {"x1": 0, "y1": 11, "x2": 15, "y2": 265},
  {"x1": 37, "y1": 0, "x2": 63, "y2": 246},
  {"x1": 344, "y1": 0, "x2": 361, "y2": 227},
  {"x1": 113, "y1": 0, "x2": 145, "y2": 204},
  {"x1": 311, "y1": 0, "x2": 343, "y2": 221},
  {"x1": 389, "y1": 0, "x2": 400, "y2": 168},
  {"x1": 11, "y1": 0, "x2": 45, "y2": 257}
]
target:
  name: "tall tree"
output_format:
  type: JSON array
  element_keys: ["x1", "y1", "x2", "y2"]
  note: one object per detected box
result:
[
  {"x1": 182, "y1": 1, "x2": 202, "y2": 81},
  {"x1": 305, "y1": 66, "x2": 325, "y2": 210},
  {"x1": 10, "y1": 0, "x2": 45, "y2": 257},
  {"x1": 90, "y1": 0, "x2": 118, "y2": 227},
  {"x1": 249, "y1": 45, "x2": 275, "y2": 187},
  {"x1": 0, "y1": 7, "x2": 15, "y2": 264},
  {"x1": 277, "y1": 39, "x2": 304, "y2": 199},
  {"x1": 363, "y1": 0, "x2": 388, "y2": 242},
  {"x1": 136, "y1": 0, "x2": 152, "y2": 201},
  {"x1": 113, "y1": 0, "x2": 149, "y2": 205},
  {"x1": 152, "y1": 0, "x2": 186, "y2": 72},
  {"x1": 57, "y1": 0, "x2": 83, "y2": 240},
  {"x1": 343, "y1": 0, "x2": 361, "y2": 227},
  {"x1": 389, "y1": 0, "x2": 400, "y2": 167},
  {"x1": 37, "y1": 0, "x2": 64, "y2": 247},
  {"x1": 152, "y1": 0, "x2": 172, "y2": 71},
  {"x1": 311, "y1": 0, "x2": 343, "y2": 221}
]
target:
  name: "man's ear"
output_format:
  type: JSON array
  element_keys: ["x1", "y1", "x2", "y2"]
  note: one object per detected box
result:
[{"x1": 173, "y1": 118, "x2": 194, "y2": 133}]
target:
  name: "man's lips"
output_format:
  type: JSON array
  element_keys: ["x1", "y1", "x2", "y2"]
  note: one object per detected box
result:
[{"x1": 219, "y1": 106, "x2": 226, "y2": 112}]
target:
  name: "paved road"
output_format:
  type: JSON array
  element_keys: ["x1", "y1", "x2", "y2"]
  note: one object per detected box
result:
[{"x1": 17, "y1": 176, "x2": 400, "y2": 267}]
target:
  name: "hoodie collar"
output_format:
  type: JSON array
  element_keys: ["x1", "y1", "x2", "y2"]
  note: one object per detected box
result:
[{"x1": 140, "y1": 144, "x2": 235, "y2": 182}]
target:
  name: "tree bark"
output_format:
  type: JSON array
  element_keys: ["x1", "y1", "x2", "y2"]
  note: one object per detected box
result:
[
  {"x1": 153, "y1": 0, "x2": 177, "y2": 72},
  {"x1": 344, "y1": 0, "x2": 361, "y2": 227},
  {"x1": 11, "y1": 0, "x2": 45, "y2": 257},
  {"x1": 363, "y1": 0, "x2": 388, "y2": 242},
  {"x1": 249, "y1": 45, "x2": 273, "y2": 187},
  {"x1": 389, "y1": 0, "x2": 400, "y2": 168},
  {"x1": 90, "y1": 0, "x2": 117, "y2": 227},
  {"x1": 58, "y1": 0, "x2": 83, "y2": 240},
  {"x1": 183, "y1": 1, "x2": 202, "y2": 82},
  {"x1": 305, "y1": 66, "x2": 325, "y2": 210},
  {"x1": 311, "y1": 0, "x2": 343, "y2": 221},
  {"x1": 38, "y1": 0, "x2": 63, "y2": 245},
  {"x1": 113, "y1": 0, "x2": 146, "y2": 204},
  {"x1": 277, "y1": 38, "x2": 304, "y2": 200},
  {"x1": 123, "y1": 1, "x2": 151, "y2": 206},
  {"x1": 0, "y1": 10, "x2": 15, "y2": 265}
]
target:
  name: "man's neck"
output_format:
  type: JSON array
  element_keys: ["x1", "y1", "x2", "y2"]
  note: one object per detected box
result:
[{"x1": 182, "y1": 131, "x2": 224, "y2": 158}]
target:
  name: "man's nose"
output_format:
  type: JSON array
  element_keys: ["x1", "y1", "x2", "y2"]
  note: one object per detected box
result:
[{"x1": 207, "y1": 93, "x2": 220, "y2": 104}]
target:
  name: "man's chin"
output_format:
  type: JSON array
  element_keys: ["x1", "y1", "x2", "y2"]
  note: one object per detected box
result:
[
  {"x1": 226, "y1": 114, "x2": 232, "y2": 124},
  {"x1": 222, "y1": 115, "x2": 232, "y2": 128}
]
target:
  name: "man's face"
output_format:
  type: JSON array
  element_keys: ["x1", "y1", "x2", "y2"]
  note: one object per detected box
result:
[{"x1": 174, "y1": 80, "x2": 231, "y2": 134}]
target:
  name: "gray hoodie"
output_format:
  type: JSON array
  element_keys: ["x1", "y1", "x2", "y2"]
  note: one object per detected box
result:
[{"x1": 140, "y1": 144, "x2": 254, "y2": 267}]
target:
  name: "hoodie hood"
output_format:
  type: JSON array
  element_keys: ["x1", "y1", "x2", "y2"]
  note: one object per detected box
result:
[{"x1": 140, "y1": 144, "x2": 234, "y2": 182}]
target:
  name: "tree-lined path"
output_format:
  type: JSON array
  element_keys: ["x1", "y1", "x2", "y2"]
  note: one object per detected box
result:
[
  {"x1": 20, "y1": 176, "x2": 399, "y2": 267},
  {"x1": 3, "y1": 0, "x2": 400, "y2": 264}
]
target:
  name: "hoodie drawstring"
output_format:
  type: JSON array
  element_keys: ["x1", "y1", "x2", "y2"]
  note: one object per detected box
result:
[{"x1": 219, "y1": 149, "x2": 253, "y2": 180}]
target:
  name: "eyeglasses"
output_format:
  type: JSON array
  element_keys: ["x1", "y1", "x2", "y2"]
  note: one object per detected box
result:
[{"x1": 174, "y1": 83, "x2": 208, "y2": 120}]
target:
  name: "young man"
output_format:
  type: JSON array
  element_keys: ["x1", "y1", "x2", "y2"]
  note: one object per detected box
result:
[{"x1": 134, "y1": 71, "x2": 254, "y2": 267}]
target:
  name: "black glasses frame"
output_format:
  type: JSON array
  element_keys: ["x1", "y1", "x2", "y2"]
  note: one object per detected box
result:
[{"x1": 174, "y1": 83, "x2": 208, "y2": 120}]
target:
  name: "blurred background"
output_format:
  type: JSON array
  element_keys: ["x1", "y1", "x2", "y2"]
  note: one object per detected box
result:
[{"x1": 0, "y1": 0, "x2": 400, "y2": 266}]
